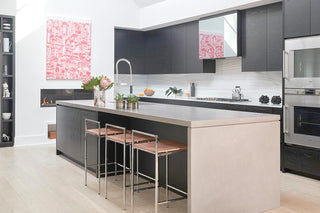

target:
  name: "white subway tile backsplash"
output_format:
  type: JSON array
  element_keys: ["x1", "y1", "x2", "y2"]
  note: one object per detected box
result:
[{"x1": 118, "y1": 57, "x2": 282, "y2": 103}]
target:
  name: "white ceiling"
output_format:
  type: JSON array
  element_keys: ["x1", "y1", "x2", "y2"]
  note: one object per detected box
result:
[{"x1": 134, "y1": 0, "x2": 166, "y2": 8}]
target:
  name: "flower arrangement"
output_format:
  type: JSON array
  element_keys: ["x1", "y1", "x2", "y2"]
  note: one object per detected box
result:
[
  {"x1": 81, "y1": 75, "x2": 113, "y2": 107},
  {"x1": 81, "y1": 75, "x2": 114, "y2": 91}
]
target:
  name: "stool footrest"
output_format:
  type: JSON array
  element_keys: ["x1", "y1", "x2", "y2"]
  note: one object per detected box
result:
[
  {"x1": 167, "y1": 185, "x2": 187, "y2": 196},
  {"x1": 134, "y1": 185, "x2": 155, "y2": 192},
  {"x1": 158, "y1": 197, "x2": 187, "y2": 205}
]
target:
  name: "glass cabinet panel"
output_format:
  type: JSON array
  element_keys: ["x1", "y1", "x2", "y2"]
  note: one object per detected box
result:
[
  {"x1": 294, "y1": 106, "x2": 320, "y2": 136},
  {"x1": 294, "y1": 48, "x2": 320, "y2": 78}
]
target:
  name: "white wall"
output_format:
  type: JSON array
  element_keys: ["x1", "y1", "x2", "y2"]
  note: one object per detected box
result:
[
  {"x1": 15, "y1": 0, "x2": 140, "y2": 145},
  {"x1": 0, "y1": 0, "x2": 16, "y2": 15},
  {"x1": 139, "y1": 0, "x2": 280, "y2": 29}
]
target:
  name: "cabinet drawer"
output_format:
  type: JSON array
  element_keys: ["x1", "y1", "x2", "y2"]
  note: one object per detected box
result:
[{"x1": 284, "y1": 145, "x2": 320, "y2": 176}]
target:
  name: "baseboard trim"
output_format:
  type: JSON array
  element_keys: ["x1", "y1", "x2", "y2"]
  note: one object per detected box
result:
[{"x1": 15, "y1": 135, "x2": 56, "y2": 146}]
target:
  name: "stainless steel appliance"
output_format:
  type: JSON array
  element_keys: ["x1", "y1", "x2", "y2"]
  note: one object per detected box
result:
[
  {"x1": 284, "y1": 88, "x2": 320, "y2": 149},
  {"x1": 284, "y1": 36, "x2": 320, "y2": 88}
]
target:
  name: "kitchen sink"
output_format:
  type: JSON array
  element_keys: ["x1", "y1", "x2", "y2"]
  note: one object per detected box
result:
[{"x1": 196, "y1": 97, "x2": 249, "y2": 102}]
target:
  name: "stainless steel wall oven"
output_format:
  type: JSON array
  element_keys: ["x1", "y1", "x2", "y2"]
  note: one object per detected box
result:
[{"x1": 284, "y1": 88, "x2": 320, "y2": 149}]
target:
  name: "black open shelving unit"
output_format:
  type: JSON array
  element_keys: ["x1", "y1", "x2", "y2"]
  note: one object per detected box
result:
[{"x1": 0, "y1": 15, "x2": 15, "y2": 147}]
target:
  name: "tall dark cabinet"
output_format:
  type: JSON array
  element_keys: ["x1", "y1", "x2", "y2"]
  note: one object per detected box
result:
[
  {"x1": 242, "y1": 3, "x2": 283, "y2": 72},
  {"x1": 284, "y1": 0, "x2": 320, "y2": 38},
  {"x1": 0, "y1": 15, "x2": 15, "y2": 147}
]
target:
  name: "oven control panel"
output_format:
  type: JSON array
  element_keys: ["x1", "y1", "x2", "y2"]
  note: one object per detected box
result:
[{"x1": 285, "y1": 88, "x2": 320, "y2": 95}]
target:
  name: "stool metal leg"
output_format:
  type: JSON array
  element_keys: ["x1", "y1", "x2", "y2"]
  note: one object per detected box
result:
[
  {"x1": 85, "y1": 132, "x2": 87, "y2": 186},
  {"x1": 105, "y1": 134, "x2": 108, "y2": 199},
  {"x1": 115, "y1": 142, "x2": 117, "y2": 178},
  {"x1": 155, "y1": 136, "x2": 158, "y2": 213},
  {"x1": 131, "y1": 133, "x2": 135, "y2": 213},
  {"x1": 98, "y1": 135, "x2": 101, "y2": 195},
  {"x1": 136, "y1": 149, "x2": 139, "y2": 191},
  {"x1": 166, "y1": 152, "x2": 169, "y2": 208},
  {"x1": 123, "y1": 138, "x2": 126, "y2": 210}
]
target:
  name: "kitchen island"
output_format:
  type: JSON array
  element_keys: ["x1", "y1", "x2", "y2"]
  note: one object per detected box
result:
[{"x1": 56, "y1": 100, "x2": 280, "y2": 213}]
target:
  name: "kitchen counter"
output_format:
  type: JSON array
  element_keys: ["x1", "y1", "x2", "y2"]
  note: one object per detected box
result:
[
  {"x1": 140, "y1": 95, "x2": 282, "y2": 108},
  {"x1": 56, "y1": 100, "x2": 280, "y2": 213},
  {"x1": 57, "y1": 100, "x2": 279, "y2": 128}
]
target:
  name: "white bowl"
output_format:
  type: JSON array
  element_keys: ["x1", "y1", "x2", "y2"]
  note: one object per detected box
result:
[
  {"x1": 2, "y1": 113, "x2": 11, "y2": 120},
  {"x1": 144, "y1": 90, "x2": 155, "y2": 96}
]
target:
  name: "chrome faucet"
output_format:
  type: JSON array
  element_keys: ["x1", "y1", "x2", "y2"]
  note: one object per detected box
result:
[{"x1": 115, "y1": 58, "x2": 133, "y2": 97}]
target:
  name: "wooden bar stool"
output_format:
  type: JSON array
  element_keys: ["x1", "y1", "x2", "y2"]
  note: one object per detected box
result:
[
  {"x1": 105, "y1": 124, "x2": 154, "y2": 210},
  {"x1": 84, "y1": 119, "x2": 124, "y2": 195},
  {"x1": 130, "y1": 130, "x2": 187, "y2": 213}
]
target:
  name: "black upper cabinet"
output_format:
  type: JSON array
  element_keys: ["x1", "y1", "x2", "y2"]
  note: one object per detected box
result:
[
  {"x1": 115, "y1": 22, "x2": 214, "y2": 74},
  {"x1": 242, "y1": 6, "x2": 267, "y2": 71},
  {"x1": 171, "y1": 24, "x2": 187, "y2": 73},
  {"x1": 115, "y1": 29, "x2": 145, "y2": 74},
  {"x1": 242, "y1": 3, "x2": 283, "y2": 72},
  {"x1": 145, "y1": 27, "x2": 172, "y2": 74},
  {"x1": 185, "y1": 21, "x2": 204, "y2": 73},
  {"x1": 311, "y1": 0, "x2": 320, "y2": 35},
  {"x1": 267, "y1": 3, "x2": 283, "y2": 71},
  {"x1": 283, "y1": 0, "x2": 311, "y2": 38}
]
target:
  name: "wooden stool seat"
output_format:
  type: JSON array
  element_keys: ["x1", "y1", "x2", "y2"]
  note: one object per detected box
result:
[
  {"x1": 107, "y1": 133, "x2": 154, "y2": 144},
  {"x1": 134, "y1": 139, "x2": 187, "y2": 154},
  {"x1": 86, "y1": 127, "x2": 129, "y2": 136}
]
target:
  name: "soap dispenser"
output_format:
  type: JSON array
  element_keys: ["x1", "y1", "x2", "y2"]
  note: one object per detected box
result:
[{"x1": 190, "y1": 82, "x2": 196, "y2": 97}]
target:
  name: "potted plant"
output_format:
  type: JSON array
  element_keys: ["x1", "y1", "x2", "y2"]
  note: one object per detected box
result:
[
  {"x1": 81, "y1": 75, "x2": 113, "y2": 107},
  {"x1": 115, "y1": 93, "x2": 125, "y2": 109},
  {"x1": 165, "y1": 87, "x2": 182, "y2": 97},
  {"x1": 127, "y1": 94, "x2": 139, "y2": 109}
]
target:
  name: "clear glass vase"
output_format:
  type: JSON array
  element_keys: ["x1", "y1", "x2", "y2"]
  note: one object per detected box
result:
[{"x1": 94, "y1": 87, "x2": 105, "y2": 107}]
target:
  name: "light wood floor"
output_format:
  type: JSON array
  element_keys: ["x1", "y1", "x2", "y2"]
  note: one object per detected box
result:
[{"x1": 0, "y1": 144, "x2": 319, "y2": 213}]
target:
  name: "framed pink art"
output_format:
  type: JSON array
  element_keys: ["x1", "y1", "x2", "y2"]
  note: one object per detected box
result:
[{"x1": 46, "y1": 18, "x2": 91, "y2": 79}]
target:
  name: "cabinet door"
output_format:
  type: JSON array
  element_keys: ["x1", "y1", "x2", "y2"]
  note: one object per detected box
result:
[
  {"x1": 267, "y1": 3, "x2": 283, "y2": 71},
  {"x1": 284, "y1": 0, "x2": 311, "y2": 38},
  {"x1": 145, "y1": 27, "x2": 172, "y2": 74},
  {"x1": 242, "y1": 6, "x2": 267, "y2": 71},
  {"x1": 115, "y1": 29, "x2": 145, "y2": 74},
  {"x1": 185, "y1": 21, "x2": 202, "y2": 73},
  {"x1": 171, "y1": 24, "x2": 186, "y2": 73},
  {"x1": 56, "y1": 106, "x2": 81, "y2": 162},
  {"x1": 311, "y1": 0, "x2": 320, "y2": 35}
]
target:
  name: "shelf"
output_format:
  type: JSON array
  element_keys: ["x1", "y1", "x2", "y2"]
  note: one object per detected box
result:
[
  {"x1": 2, "y1": 119, "x2": 13, "y2": 122},
  {"x1": 1, "y1": 29, "x2": 13, "y2": 33},
  {"x1": 2, "y1": 97, "x2": 13, "y2": 100},
  {"x1": 2, "y1": 52, "x2": 13, "y2": 56},
  {"x1": 0, "y1": 141, "x2": 13, "y2": 147},
  {"x1": 0, "y1": 15, "x2": 14, "y2": 149}
]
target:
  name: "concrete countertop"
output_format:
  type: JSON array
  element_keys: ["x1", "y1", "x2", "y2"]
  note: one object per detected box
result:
[
  {"x1": 140, "y1": 95, "x2": 283, "y2": 108},
  {"x1": 57, "y1": 100, "x2": 280, "y2": 128}
]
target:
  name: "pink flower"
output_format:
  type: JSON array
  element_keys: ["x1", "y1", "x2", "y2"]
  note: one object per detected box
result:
[
  {"x1": 100, "y1": 77, "x2": 112, "y2": 89},
  {"x1": 82, "y1": 76, "x2": 91, "y2": 84}
]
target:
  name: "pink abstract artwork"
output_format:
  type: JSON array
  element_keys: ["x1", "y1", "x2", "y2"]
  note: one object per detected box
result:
[
  {"x1": 46, "y1": 19, "x2": 91, "y2": 79},
  {"x1": 199, "y1": 32, "x2": 224, "y2": 59}
]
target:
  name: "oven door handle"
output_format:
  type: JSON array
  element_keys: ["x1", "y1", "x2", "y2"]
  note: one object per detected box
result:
[
  {"x1": 283, "y1": 105, "x2": 289, "y2": 134},
  {"x1": 283, "y1": 51, "x2": 289, "y2": 79}
]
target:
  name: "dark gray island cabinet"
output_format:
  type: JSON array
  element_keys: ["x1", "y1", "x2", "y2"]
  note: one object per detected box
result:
[{"x1": 56, "y1": 100, "x2": 280, "y2": 213}]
